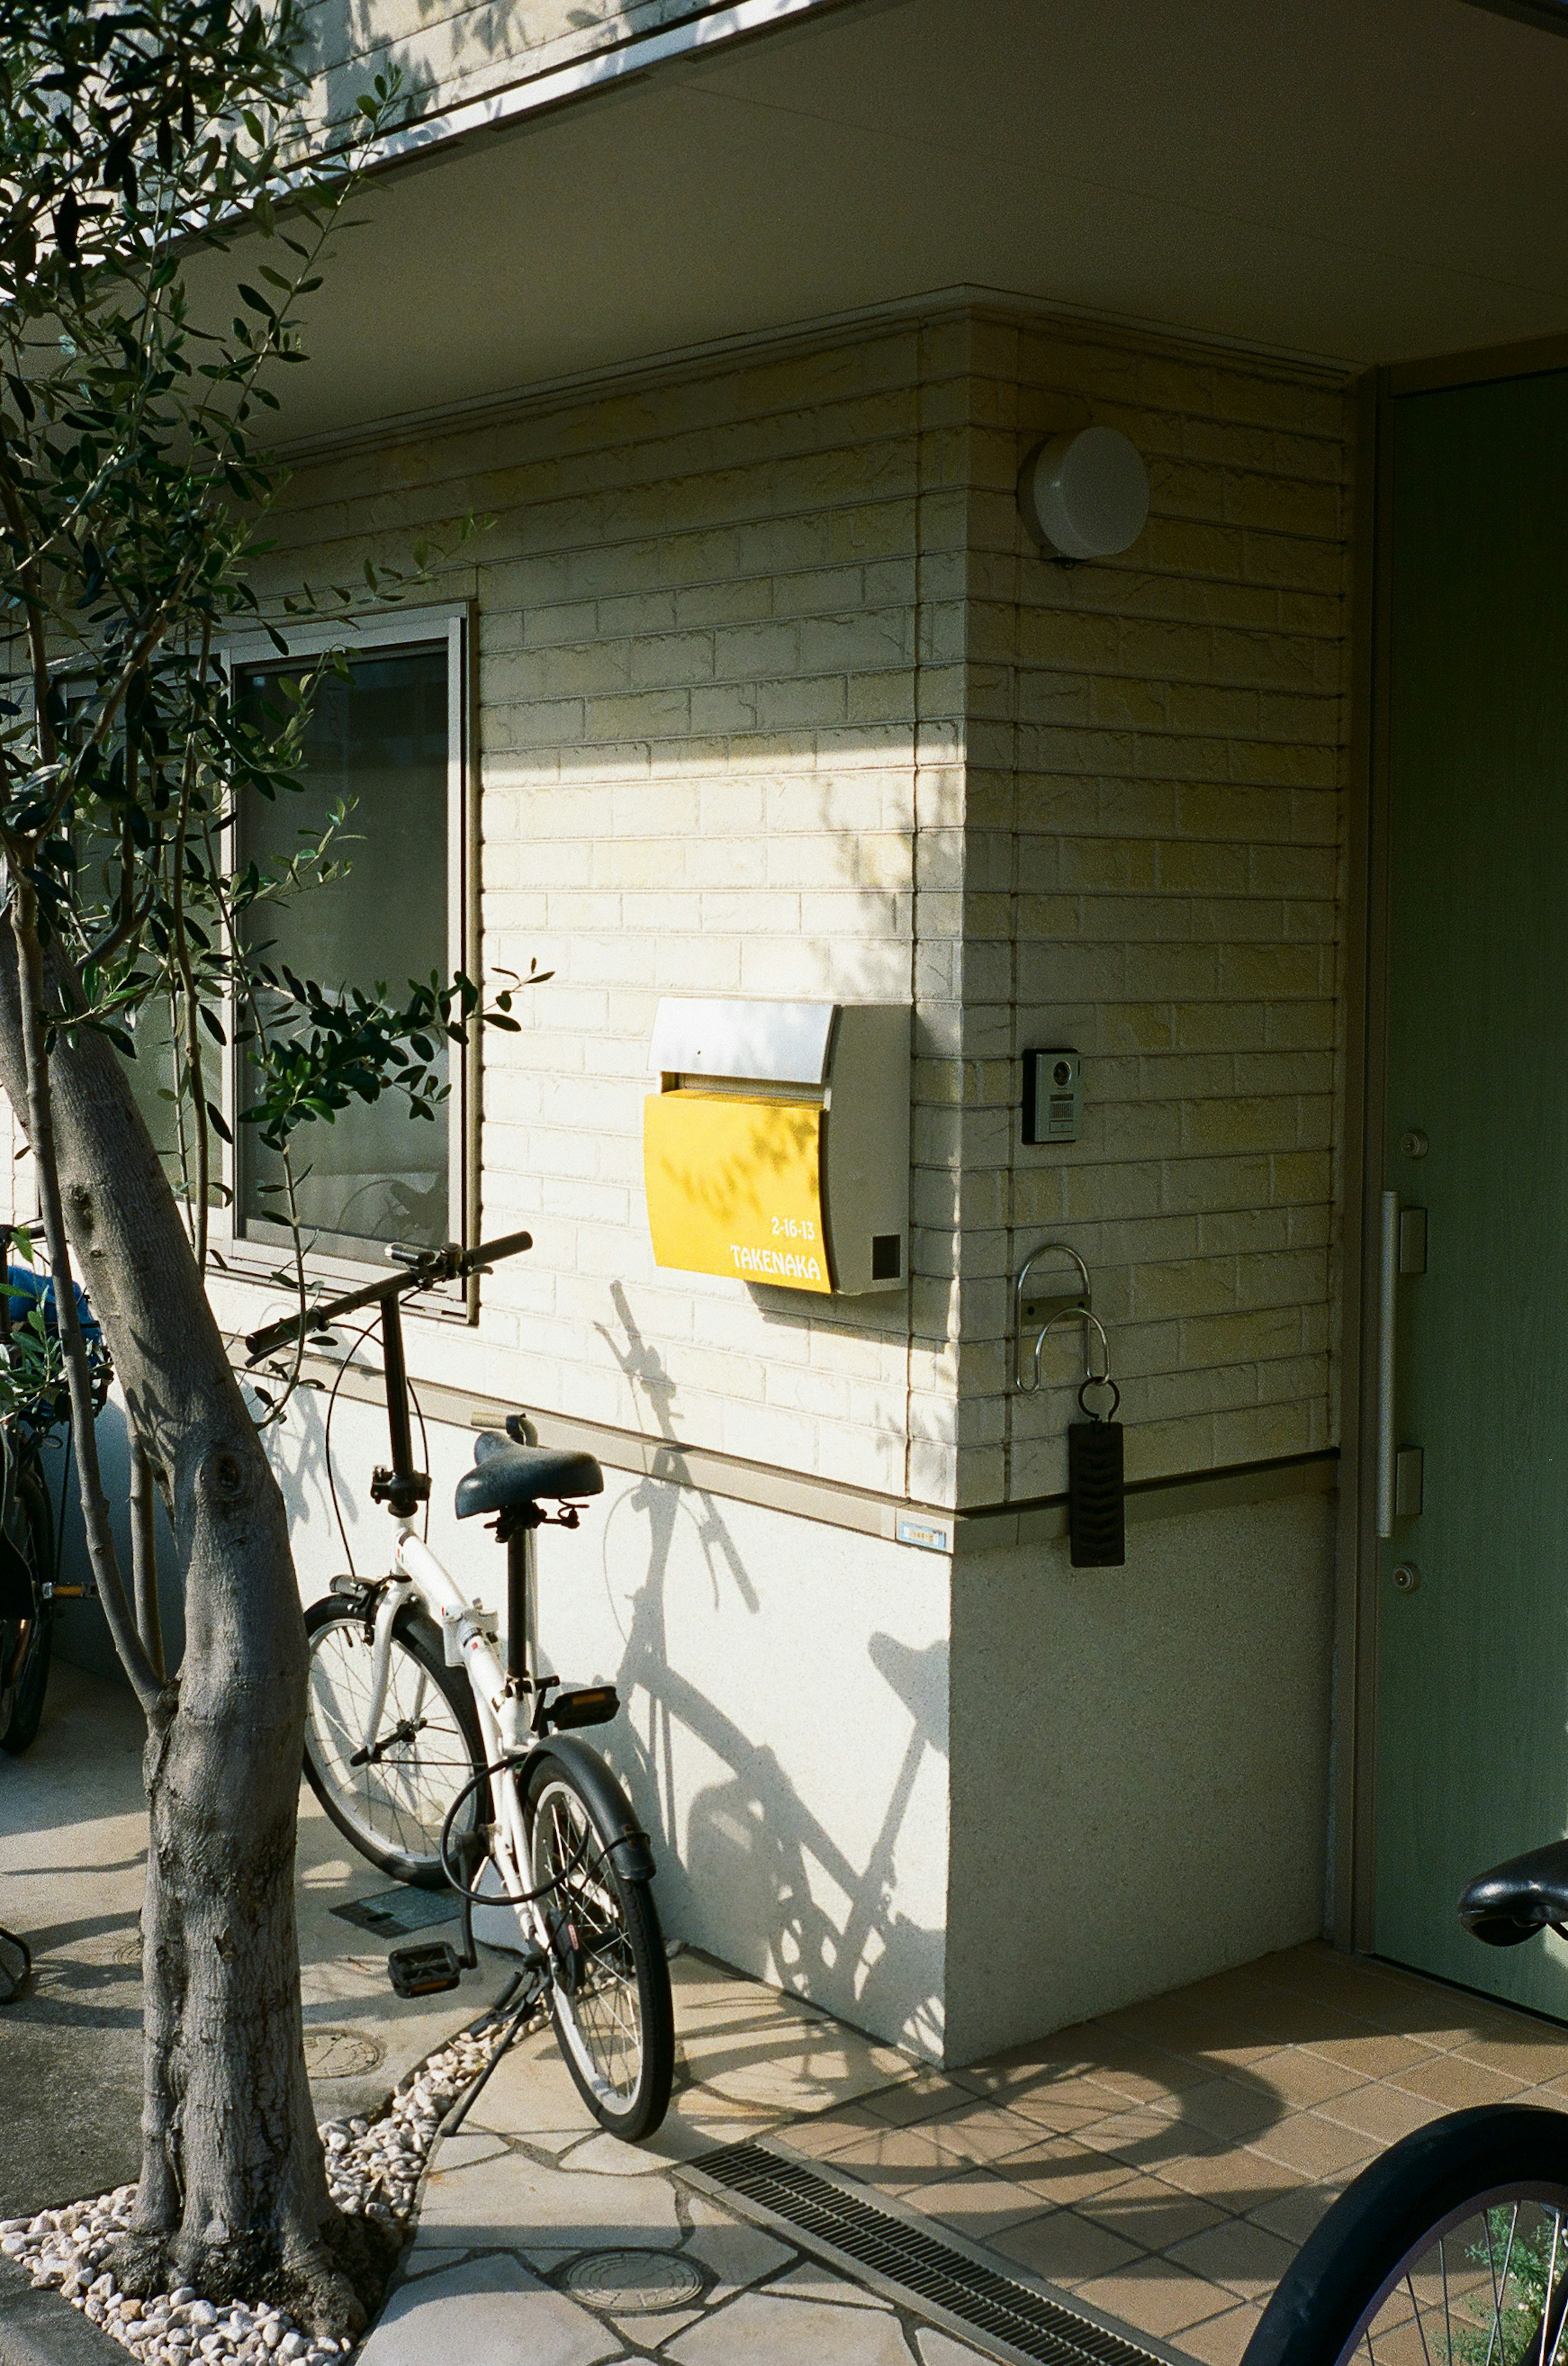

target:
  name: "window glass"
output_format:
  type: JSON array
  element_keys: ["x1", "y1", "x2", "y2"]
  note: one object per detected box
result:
[{"x1": 235, "y1": 644, "x2": 450, "y2": 1254}]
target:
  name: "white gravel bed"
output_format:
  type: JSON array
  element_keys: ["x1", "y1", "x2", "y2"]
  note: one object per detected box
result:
[{"x1": 0, "y1": 2020, "x2": 505, "y2": 2365}]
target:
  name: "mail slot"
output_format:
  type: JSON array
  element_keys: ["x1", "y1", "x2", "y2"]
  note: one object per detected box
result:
[{"x1": 643, "y1": 998, "x2": 910, "y2": 1294}]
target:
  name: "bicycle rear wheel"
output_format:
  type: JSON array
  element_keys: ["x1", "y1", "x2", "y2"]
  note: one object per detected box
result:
[
  {"x1": 0, "y1": 1465, "x2": 53, "y2": 1755},
  {"x1": 302, "y1": 1597, "x2": 485, "y2": 1887},
  {"x1": 523, "y1": 1751, "x2": 673, "y2": 2142},
  {"x1": 1243, "y1": 2103, "x2": 1568, "y2": 2365}
]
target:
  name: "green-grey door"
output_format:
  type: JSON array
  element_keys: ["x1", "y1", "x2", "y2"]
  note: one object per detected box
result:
[{"x1": 1376, "y1": 367, "x2": 1568, "y2": 2016}]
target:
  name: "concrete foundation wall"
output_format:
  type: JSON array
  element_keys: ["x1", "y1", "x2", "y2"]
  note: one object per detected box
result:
[
  {"x1": 269, "y1": 1388, "x2": 1329, "y2": 2064},
  {"x1": 944, "y1": 1488, "x2": 1335, "y2": 2065}
]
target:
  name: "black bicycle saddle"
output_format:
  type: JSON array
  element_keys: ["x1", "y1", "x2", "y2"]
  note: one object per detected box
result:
[
  {"x1": 454, "y1": 1428, "x2": 604, "y2": 1520},
  {"x1": 1459, "y1": 1838, "x2": 1568, "y2": 1946}
]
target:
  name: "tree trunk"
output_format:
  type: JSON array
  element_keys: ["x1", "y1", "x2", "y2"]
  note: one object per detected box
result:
[{"x1": 0, "y1": 919, "x2": 367, "y2": 2336}]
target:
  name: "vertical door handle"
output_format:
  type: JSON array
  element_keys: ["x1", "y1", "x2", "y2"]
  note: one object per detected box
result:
[{"x1": 1376, "y1": 1188, "x2": 1399, "y2": 1539}]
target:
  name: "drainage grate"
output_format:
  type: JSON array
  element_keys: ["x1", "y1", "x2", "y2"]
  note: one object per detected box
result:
[
  {"x1": 330, "y1": 1886, "x2": 457, "y2": 1938},
  {"x1": 685, "y1": 2141, "x2": 1166, "y2": 2366}
]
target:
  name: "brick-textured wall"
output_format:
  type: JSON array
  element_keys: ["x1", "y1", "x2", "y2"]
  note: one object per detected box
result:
[
  {"x1": 233, "y1": 306, "x2": 1354, "y2": 1513},
  {"x1": 253, "y1": 321, "x2": 974, "y2": 1500},
  {"x1": 957, "y1": 314, "x2": 1352, "y2": 1504}
]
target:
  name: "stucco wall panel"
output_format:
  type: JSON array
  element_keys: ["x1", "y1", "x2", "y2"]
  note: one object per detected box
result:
[
  {"x1": 273, "y1": 1392, "x2": 951, "y2": 2058},
  {"x1": 944, "y1": 1491, "x2": 1335, "y2": 2065}
]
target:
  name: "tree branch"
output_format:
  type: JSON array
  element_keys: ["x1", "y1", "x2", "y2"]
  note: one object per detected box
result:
[{"x1": 129, "y1": 1426, "x2": 165, "y2": 1682}]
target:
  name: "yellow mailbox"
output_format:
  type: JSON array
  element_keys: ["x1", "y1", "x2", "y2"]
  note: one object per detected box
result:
[{"x1": 643, "y1": 999, "x2": 909, "y2": 1295}]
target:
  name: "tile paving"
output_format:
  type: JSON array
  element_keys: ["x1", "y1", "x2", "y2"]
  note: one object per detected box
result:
[
  {"x1": 787, "y1": 1940, "x2": 1568, "y2": 2363},
  {"x1": 367, "y1": 1939, "x2": 1568, "y2": 2366}
]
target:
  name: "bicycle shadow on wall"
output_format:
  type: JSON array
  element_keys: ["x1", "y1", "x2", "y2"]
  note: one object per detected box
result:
[{"x1": 587, "y1": 1280, "x2": 947, "y2": 2068}]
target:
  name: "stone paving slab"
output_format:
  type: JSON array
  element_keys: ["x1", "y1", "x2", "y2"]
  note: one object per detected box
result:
[
  {"x1": 0, "y1": 2250, "x2": 125, "y2": 2366},
  {"x1": 372, "y1": 1938, "x2": 1568, "y2": 2366},
  {"x1": 365, "y1": 1953, "x2": 1078, "y2": 2366},
  {"x1": 361, "y1": 2254, "x2": 625, "y2": 2366}
]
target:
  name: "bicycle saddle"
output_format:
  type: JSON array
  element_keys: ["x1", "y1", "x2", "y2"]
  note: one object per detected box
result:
[
  {"x1": 454, "y1": 1429, "x2": 604, "y2": 1519},
  {"x1": 1459, "y1": 1838, "x2": 1568, "y2": 1946}
]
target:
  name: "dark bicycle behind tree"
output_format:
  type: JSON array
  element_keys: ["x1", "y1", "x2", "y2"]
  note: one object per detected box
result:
[
  {"x1": 0, "y1": 1228, "x2": 111, "y2": 2003},
  {"x1": 0, "y1": 1230, "x2": 109, "y2": 1752}
]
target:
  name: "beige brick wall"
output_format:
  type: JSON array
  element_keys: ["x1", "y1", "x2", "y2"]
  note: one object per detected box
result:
[
  {"x1": 235, "y1": 304, "x2": 1354, "y2": 1514},
  {"x1": 957, "y1": 313, "x2": 1353, "y2": 1503},
  {"x1": 258, "y1": 320, "x2": 975, "y2": 1500}
]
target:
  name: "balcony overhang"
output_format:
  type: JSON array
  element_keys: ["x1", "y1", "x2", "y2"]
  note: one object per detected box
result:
[{"x1": 264, "y1": 0, "x2": 1568, "y2": 442}]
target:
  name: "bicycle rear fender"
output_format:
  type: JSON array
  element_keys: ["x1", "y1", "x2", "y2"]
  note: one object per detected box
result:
[{"x1": 530, "y1": 1734, "x2": 657, "y2": 1884}]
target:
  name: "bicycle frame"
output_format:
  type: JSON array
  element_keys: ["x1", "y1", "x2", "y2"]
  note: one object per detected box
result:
[
  {"x1": 245, "y1": 1231, "x2": 546, "y2": 1932},
  {"x1": 361, "y1": 1531, "x2": 543, "y2": 1946},
  {"x1": 272, "y1": 1232, "x2": 674, "y2": 2139}
]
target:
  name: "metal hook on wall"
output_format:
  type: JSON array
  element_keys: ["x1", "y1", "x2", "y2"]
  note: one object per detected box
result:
[{"x1": 1014, "y1": 1240, "x2": 1098, "y2": 1393}]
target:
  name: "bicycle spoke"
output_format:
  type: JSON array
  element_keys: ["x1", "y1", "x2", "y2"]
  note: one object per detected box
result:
[
  {"x1": 1333, "y1": 2201, "x2": 1568, "y2": 2365},
  {"x1": 305, "y1": 1614, "x2": 477, "y2": 1871},
  {"x1": 531, "y1": 1777, "x2": 646, "y2": 2106},
  {"x1": 1490, "y1": 2205, "x2": 1521, "y2": 2366},
  {"x1": 1544, "y1": 2211, "x2": 1564, "y2": 2366}
]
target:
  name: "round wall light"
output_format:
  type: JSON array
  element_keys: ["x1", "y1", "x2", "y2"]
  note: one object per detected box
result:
[{"x1": 1018, "y1": 426, "x2": 1149, "y2": 561}]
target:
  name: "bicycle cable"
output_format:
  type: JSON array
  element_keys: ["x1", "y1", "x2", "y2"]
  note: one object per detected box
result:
[
  {"x1": 321, "y1": 1314, "x2": 379, "y2": 1579},
  {"x1": 406, "y1": 1366, "x2": 431, "y2": 1544},
  {"x1": 437, "y1": 1756, "x2": 592, "y2": 1908}
]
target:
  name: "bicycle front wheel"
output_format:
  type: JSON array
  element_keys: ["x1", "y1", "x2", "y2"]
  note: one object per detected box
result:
[
  {"x1": 1244, "y1": 2103, "x2": 1568, "y2": 2366},
  {"x1": 523, "y1": 1752, "x2": 674, "y2": 2142},
  {"x1": 302, "y1": 1597, "x2": 485, "y2": 1887}
]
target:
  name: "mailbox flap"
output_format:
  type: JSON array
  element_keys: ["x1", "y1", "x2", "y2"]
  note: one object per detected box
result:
[
  {"x1": 649, "y1": 997, "x2": 835, "y2": 1087},
  {"x1": 643, "y1": 1092, "x2": 832, "y2": 1291}
]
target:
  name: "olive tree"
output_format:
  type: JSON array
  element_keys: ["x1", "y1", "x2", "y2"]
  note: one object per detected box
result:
[{"x1": 0, "y1": 1, "x2": 515, "y2": 2333}]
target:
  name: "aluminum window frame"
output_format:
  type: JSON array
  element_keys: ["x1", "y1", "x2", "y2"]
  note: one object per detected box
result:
[{"x1": 214, "y1": 600, "x2": 475, "y2": 1297}]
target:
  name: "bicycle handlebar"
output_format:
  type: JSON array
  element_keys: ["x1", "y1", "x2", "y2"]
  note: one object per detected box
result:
[{"x1": 242, "y1": 1229, "x2": 533, "y2": 1365}]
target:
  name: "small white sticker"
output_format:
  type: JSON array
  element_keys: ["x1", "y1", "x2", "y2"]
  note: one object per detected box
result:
[{"x1": 897, "y1": 1518, "x2": 950, "y2": 1553}]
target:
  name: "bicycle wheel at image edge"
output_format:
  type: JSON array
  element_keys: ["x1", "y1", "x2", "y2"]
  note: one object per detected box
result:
[
  {"x1": 0, "y1": 1467, "x2": 54, "y2": 1755},
  {"x1": 523, "y1": 1751, "x2": 674, "y2": 2142},
  {"x1": 301, "y1": 1597, "x2": 486, "y2": 1887},
  {"x1": 1243, "y1": 2103, "x2": 1568, "y2": 2366}
]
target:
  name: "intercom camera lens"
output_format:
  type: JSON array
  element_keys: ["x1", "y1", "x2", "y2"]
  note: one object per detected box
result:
[{"x1": 1053, "y1": 1061, "x2": 1071, "y2": 1087}]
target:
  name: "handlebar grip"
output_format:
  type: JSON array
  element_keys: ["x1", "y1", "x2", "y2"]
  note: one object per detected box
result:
[{"x1": 462, "y1": 1229, "x2": 534, "y2": 1271}]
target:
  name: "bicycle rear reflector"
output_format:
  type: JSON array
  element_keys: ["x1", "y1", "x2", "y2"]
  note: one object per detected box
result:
[
  {"x1": 387, "y1": 1940, "x2": 463, "y2": 1997},
  {"x1": 546, "y1": 1686, "x2": 619, "y2": 1731}
]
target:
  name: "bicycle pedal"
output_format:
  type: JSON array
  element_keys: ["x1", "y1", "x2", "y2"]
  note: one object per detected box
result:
[{"x1": 387, "y1": 1941, "x2": 463, "y2": 1997}]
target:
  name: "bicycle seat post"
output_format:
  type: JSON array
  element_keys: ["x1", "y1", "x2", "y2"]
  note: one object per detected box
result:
[{"x1": 505, "y1": 1518, "x2": 535, "y2": 1697}]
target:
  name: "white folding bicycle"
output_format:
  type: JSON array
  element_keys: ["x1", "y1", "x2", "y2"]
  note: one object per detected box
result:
[{"x1": 245, "y1": 1233, "x2": 674, "y2": 2143}]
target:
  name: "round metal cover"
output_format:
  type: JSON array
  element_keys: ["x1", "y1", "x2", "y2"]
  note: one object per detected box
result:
[
  {"x1": 563, "y1": 2250, "x2": 703, "y2": 2314},
  {"x1": 303, "y1": 2026, "x2": 384, "y2": 2078}
]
